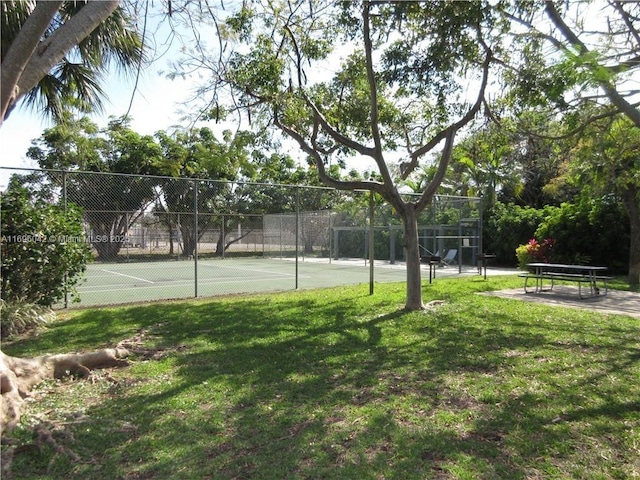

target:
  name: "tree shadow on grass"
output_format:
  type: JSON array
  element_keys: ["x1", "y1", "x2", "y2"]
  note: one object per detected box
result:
[{"x1": 7, "y1": 292, "x2": 640, "y2": 479}]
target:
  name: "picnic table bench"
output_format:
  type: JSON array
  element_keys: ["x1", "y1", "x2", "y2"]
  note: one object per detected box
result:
[{"x1": 519, "y1": 263, "x2": 612, "y2": 299}]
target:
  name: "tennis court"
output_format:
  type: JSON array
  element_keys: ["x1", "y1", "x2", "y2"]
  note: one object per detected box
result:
[{"x1": 66, "y1": 257, "x2": 489, "y2": 307}]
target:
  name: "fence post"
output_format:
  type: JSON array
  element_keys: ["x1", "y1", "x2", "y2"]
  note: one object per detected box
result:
[
  {"x1": 457, "y1": 215, "x2": 463, "y2": 274},
  {"x1": 479, "y1": 197, "x2": 484, "y2": 258},
  {"x1": 389, "y1": 225, "x2": 395, "y2": 264},
  {"x1": 369, "y1": 190, "x2": 374, "y2": 295},
  {"x1": 221, "y1": 214, "x2": 225, "y2": 259},
  {"x1": 329, "y1": 212, "x2": 333, "y2": 264},
  {"x1": 125, "y1": 212, "x2": 130, "y2": 262},
  {"x1": 194, "y1": 179, "x2": 198, "y2": 298},
  {"x1": 295, "y1": 187, "x2": 299, "y2": 289},
  {"x1": 63, "y1": 170, "x2": 68, "y2": 309}
]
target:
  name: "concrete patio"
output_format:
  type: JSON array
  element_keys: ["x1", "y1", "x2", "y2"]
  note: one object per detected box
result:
[{"x1": 479, "y1": 285, "x2": 640, "y2": 319}]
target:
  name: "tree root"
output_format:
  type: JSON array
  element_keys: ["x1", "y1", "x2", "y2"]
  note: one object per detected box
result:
[
  {"x1": 0, "y1": 322, "x2": 185, "y2": 477},
  {"x1": 35, "y1": 422, "x2": 82, "y2": 472},
  {"x1": 0, "y1": 422, "x2": 83, "y2": 479},
  {"x1": 116, "y1": 324, "x2": 187, "y2": 360},
  {"x1": 0, "y1": 323, "x2": 186, "y2": 436},
  {"x1": 1, "y1": 348, "x2": 130, "y2": 435}
]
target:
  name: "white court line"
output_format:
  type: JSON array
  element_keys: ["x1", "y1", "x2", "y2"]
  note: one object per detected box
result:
[
  {"x1": 82, "y1": 283, "x2": 163, "y2": 289},
  {"x1": 78, "y1": 275, "x2": 310, "y2": 294},
  {"x1": 99, "y1": 268, "x2": 155, "y2": 284},
  {"x1": 88, "y1": 264, "x2": 295, "y2": 289}
]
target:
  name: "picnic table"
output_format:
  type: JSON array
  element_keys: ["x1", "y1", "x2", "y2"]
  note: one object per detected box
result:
[{"x1": 520, "y1": 263, "x2": 612, "y2": 299}]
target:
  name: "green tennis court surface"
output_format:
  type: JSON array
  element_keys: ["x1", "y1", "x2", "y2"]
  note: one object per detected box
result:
[{"x1": 66, "y1": 258, "x2": 491, "y2": 307}]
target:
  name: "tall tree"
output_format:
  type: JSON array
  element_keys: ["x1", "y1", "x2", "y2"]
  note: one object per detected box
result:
[
  {"x1": 500, "y1": 1, "x2": 639, "y2": 281},
  {"x1": 555, "y1": 114, "x2": 640, "y2": 284},
  {"x1": 1, "y1": 0, "x2": 144, "y2": 125},
  {"x1": 505, "y1": 1, "x2": 640, "y2": 127},
  {"x1": 26, "y1": 116, "x2": 164, "y2": 260},
  {"x1": 155, "y1": 128, "x2": 253, "y2": 257},
  {"x1": 169, "y1": 0, "x2": 502, "y2": 310}
]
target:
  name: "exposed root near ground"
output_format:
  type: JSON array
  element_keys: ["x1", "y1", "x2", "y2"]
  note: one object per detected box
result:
[{"x1": 0, "y1": 323, "x2": 188, "y2": 478}]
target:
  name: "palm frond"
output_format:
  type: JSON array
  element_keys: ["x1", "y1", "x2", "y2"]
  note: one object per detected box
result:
[
  {"x1": 74, "y1": 3, "x2": 145, "y2": 72},
  {"x1": 23, "y1": 61, "x2": 106, "y2": 122},
  {"x1": 23, "y1": 73, "x2": 65, "y2": 120},
  {"x1": 5, "y1": 0, "x2": 144, "y2": 121},
  {"x1": 1, "y1": 0, "x2": 36, "y2": 61}
]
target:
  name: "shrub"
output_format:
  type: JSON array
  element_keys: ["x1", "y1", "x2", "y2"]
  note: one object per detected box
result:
[
  {"x1": 1, "y1": 184, "x2": 92, "y2": 306},
  {"x1": 515, "y1": 238, "x2": 556, "y2": 270},
  {"x1": 0, "y1": 299, "x2": 56, "y2": 338},
  {"x1": 535, "y1": 195, "x2": 629, "y2": 270},
  {"x1": 486, "y1": 197, "x2": 629, "y2": 271},
  {"x1": 483, "y1": 202, "x2": 553, "y2": 266}
]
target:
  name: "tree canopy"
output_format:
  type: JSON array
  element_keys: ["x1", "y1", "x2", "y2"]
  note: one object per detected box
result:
[
  {"x1": 504, "y1": 1, "x2": 640, "y2": 128},
  {"x1": 167, "y1": 0, "x2": 504, "y2": 309}
]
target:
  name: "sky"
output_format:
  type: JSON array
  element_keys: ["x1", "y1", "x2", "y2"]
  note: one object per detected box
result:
[
  {"x1": 0, "y1": 62, "x2": 201, "y2": 189},
  {"x1": 0, "y1": 2, "x2": 382, "y2": 191},
  {"x1": 0, "y1": 4, "x2": 226, "y2": 189}
]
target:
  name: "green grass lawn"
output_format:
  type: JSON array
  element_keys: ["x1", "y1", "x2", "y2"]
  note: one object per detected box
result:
[{"x1": 3, "y1": 276, "x2": 639, "y2": 479}]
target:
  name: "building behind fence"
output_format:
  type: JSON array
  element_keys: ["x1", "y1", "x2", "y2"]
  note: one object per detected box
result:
[{"x1": 1, "y1": 168, "x2": 482, "y2": 306}]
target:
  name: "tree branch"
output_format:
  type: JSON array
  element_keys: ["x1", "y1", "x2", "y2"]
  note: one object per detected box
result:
[
  {"x1": 612, "y1": 1, "x2": 640, "y2": 46},
  {"x1": 274, "y1": 112, "x2": 385, "y2": 194},
  {"x1": 15, "y1": 0, "x2": 121, "y2": 107},
  {"x1": 362, "y1": 1, "x2": 396, "y2": 191},
  {"x1": 416, "y1": 127, "x2": 456, "y2": 212},
  {"x1": 299, "y1": 90, "x2": 377, "y2": 157},
  {"x1": 0, "y1": 1, "x2": 64, "y2": 123},
  {"x1": 544, "y1": 1, "x2": 640, "y2": 128},
  {"x1": 401, "y1": 44, "x2": 493, "y2": 180},
  {"x1": 280, "y1": 10, "x2": 379, "y2": 162}
]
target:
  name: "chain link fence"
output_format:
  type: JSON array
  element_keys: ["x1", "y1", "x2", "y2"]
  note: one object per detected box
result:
[{"x1": 1, "y1": 168, "x2": 481, "y2": 307}]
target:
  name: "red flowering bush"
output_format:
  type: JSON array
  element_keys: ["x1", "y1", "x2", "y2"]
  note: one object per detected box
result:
[{"x1": 515, "y1": 238, "x2": 555, "y2": 270}]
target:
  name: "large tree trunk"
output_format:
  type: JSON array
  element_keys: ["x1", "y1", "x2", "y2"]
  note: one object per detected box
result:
[
  {"x1": 181, "y1": 222, "x2": 196, "y2": 258},
  {"x1": 621, "y1": 187, "x2": 640, "y2": 285},
  {"x1": 215, "y1": 231, "x2": 226, "y2": 257},
  {"x1": 0, "y1": 348, "x2": 129, "y2": 435},
  {"x1": 0, "y1": 2, "x2": 63, "y2": 122},
  {"x1": 1, "y1": 1, "x2": 120, "y2": 124},
  {"x1": 88, "y1": 213, "x2": 131, "y2": 261},
  {"x1": 401, "y1": 205, "x2": 424, "y2": 310}
]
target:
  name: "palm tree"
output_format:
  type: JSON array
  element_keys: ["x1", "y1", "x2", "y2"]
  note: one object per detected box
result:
[
  {"x1": 1, "y1": 0, "x2": 145, "y2": 126},
  {"x1": 450, "y1": 127, "x2": 523, "y2": 209}
]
